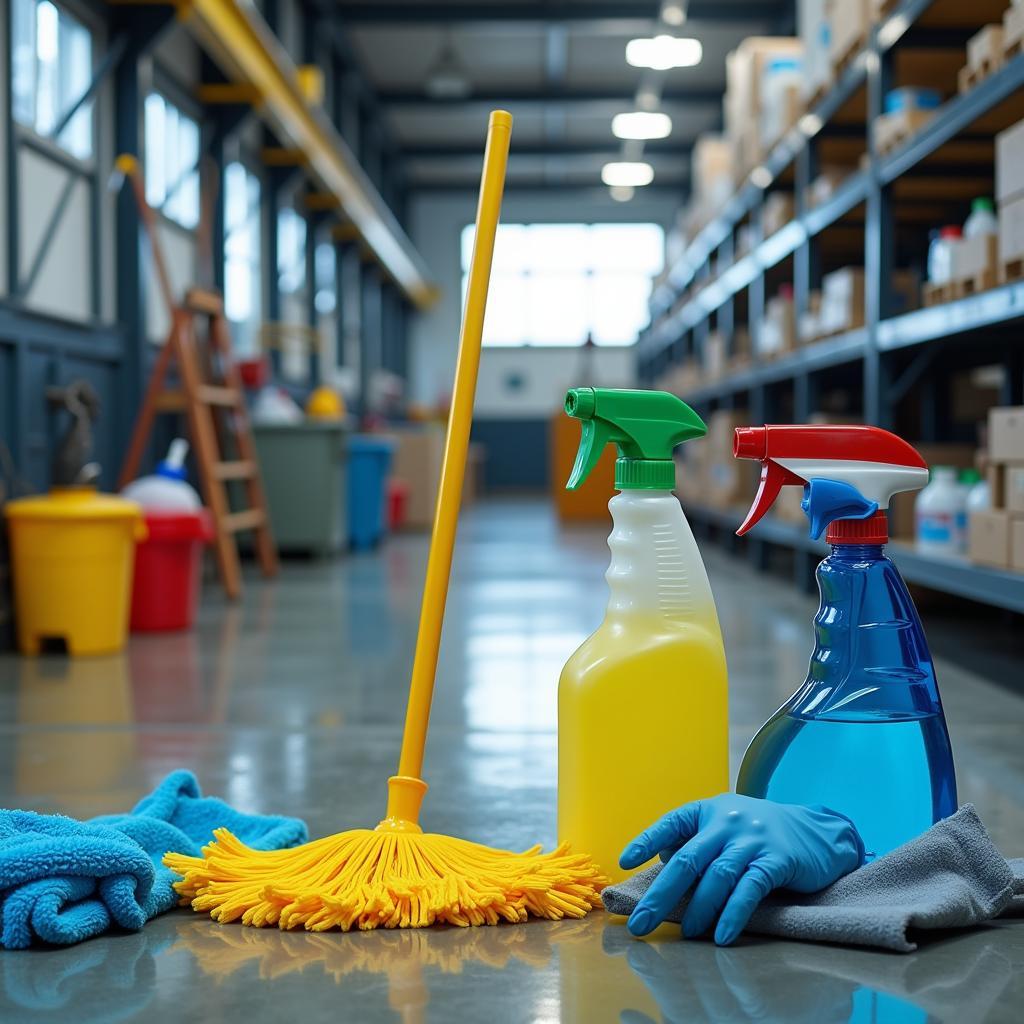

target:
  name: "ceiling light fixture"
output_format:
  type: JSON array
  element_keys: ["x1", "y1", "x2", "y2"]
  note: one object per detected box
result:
[
  {"x1": 609, "y1": 185, "x2": 636, "y2": 202},
  {"x1": 601, "y1": 161, "x2": 655, "y2": 187},
  {"x1": 425, "y1": 39, "x2": 471, "y2": 99},
  {"x1": 662, "y1": 2, "x2": 687, "y2": 26},
  {"x1": 626, "y1": 35, "x2": 702, "y2": 70},
  {"x1": 612, "y1": 111, "x2": 673, "y2": 140}
]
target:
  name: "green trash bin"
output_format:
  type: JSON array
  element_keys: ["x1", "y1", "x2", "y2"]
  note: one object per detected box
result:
[{"x1": 252, "y1": 422, "x2": 348, "y2": 556}]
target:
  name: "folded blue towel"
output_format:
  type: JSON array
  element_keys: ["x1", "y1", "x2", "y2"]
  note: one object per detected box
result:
[{"x1": 0, "y1": 770, "x2": 307, "y2": 949}]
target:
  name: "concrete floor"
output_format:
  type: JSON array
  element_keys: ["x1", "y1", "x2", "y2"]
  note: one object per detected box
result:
[{"x1": 1, "y1": 498, "x2": 1023, "y2": 1022}]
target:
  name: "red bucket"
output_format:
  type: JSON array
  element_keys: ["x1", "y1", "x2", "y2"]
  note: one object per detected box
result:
[
  {"x1": 388, "y1": 479, "x2": 409, "y2": 531},
  {"x1": 130, "y1": 510, "x2": 214, "y2": 632}
]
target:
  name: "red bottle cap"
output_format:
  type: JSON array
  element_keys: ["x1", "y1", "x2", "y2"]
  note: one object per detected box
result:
[{"x1": 827, "y1": 510, "x2": 889, "y2": 545}]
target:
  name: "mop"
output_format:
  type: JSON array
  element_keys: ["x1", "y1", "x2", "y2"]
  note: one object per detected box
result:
[{"x1": 166, "y1": 111, "x2": 606, "y2": 932}]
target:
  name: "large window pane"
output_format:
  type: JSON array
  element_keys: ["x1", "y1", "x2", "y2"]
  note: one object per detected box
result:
[
  {"x1": 588, "y1": 224, "x2": 664, "y2": 274},
  {"x1": 145, "y1": 92, "x2": 200, "y2": 229},
  {"x1": 526, "y1": 273, "x2": 588, "y2": 346},
  {"x1": 461, "y1": 221, "x2": 663, "y2": 347},
  {"x1": 526, "y1": 225, "x2": 591, "y2": 272},
  {"x1": 590, "y1": 273, "x2": 652, "y2": 346},
  {"x1": 12, "y1": 0, "x2": 94, "y2": 160},
  {"x1": 224, "y1": 162, "x2": 262, "y2": 354}
]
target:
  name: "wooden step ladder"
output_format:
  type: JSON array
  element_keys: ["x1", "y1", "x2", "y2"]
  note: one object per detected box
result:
[{"x1": 118, "y1": 287, "x2": 278, "y2": 600}]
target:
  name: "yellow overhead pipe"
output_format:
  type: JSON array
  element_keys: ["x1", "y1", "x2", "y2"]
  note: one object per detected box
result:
[{"x1": 170, "y1": 0, "x2": 437, "y2": 308}]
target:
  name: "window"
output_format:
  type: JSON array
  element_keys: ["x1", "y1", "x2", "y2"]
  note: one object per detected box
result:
[
  {"x1": 276, "y1": 207, "x2": 307, "y2": 296},
  {"x1": 461, "y1": 223, "x2": 664, "y2": 347},
  {"x1": 11, "y1": 0, "x2": 95, "y2": 160},
  {"x1": 314, "y1": 242, "x2": 336, "y2": 315},
  {"x1": 224, "y1": 161, "x2": 262, "y2": 354},
  {"x1": 144, "y1": 93, "x2": 201, "y2": 229}
]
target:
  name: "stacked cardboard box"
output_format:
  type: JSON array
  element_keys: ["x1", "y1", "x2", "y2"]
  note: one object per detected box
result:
[
  {"x1": 827, "y1": 0, "x2": 871, "y2": 73},
  {"x1": 759, "y1": 287, "x2": 797, "y2": 358},
  {"x1": 799, "y1": 0, "x2": 831, "y2": 103},
  {"x1": 969, "y1": 407, "x2": 1024, "y2": 569},
  {"x1": 725, "y1": 37, "x2": 803, "y2": 176},
  {"x1": 691, "y1": 135, "x2": 735, "y2": 220},
  {"x1": 996, "y1": 119, "x2": 1024, "y2": 280},
  {"x1": 704, "y1": 410, "x2": 755, "y2": 510}
]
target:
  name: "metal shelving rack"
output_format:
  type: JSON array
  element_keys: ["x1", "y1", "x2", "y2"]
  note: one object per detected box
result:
[{"x1": 638, "y1": 0, "x2": 1024, "y2": 612}]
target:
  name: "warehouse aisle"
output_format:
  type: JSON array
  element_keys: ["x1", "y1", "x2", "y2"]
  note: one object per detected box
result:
[{"x1": 1, "y1": 499, "x2": 1022, "y2": 1021}]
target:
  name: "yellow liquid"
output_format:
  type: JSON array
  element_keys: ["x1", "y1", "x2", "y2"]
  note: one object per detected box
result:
[{"x1": 558, "y1": 612, "x2": 729, "y2": 883}]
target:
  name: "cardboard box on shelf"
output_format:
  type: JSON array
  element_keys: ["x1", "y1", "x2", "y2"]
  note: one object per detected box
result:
[
  {"x1": 998, "y1": 195, "x2": 1024, "y2": 268},
  {"x1": 1005, "y1": 465, "x2": 1024, "y2": 513},
  {"x1": 704, "y1": 332, "x2": 727, "y2": 381},
  {"x1": 774, "y1": 485, "x2": 807, "y2": 525},
  {"x1": 968, "y1": 509, "x2": 1012, "y2": 568},
  {"x1": 759, "y1": 290, "x2": 797, "y2": 358},
  {"x1": 989, "y1": 406, "x2": 1024, "y2": 461},
  {"x1": 996, "y1": 118, "x2": 1024, "y2": 205},
  {"x1": 828, "y1": 0, "x2": 871, "y2": 70},
  {"x1": 806, "y1": 165, "x2": 854, "y2": 207},
  {"x1": 761, "y1": 81, "x2": 803, "y2": 152},
  {"x1": 726, "y1": 36, "x2": 803, "y2": 171},
  {"x1": 705, "y1": 409, "x2": 753, "y2": 508},
  {"x1": 1004, "y1": 4, "x2": 1024, "y2": 73},
  {"x1": 966, "y1": 24, "x2": 1004, "y2": 72},
  {"x1": 799, "y1": 0, "x2": 832, "y2": 102},
  {"x1": 951, "y1": 234, "x2": 998, "y2": 282},
  {"x1": 692, "y1": 134, "x2": 734, "y2": 211},
  {"x1": 762, "y1": 193, "x2": 796, "y2": 237},
  {"x1": 1012, "y1": 518, "x2": 1024, "y2": 571},
  {"x1": 819, "y1": 267, "x2": 865, "y2": 336},
  {"x1": 798, "y1": 290, "x2": 823, "y2": 344}
]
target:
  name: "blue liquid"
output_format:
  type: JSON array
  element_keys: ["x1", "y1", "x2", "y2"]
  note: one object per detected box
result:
[
  {"x1": 738, "y1": 712, "x2": 956, "y2": 859},
  {"x1": 737, "y1": 542, "x2": 957, "y2": 858}
]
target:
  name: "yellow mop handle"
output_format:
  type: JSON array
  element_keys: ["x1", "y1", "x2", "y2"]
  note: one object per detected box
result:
[{"x1": 397, "y1": 111, "x2": 512, "y2": 780}]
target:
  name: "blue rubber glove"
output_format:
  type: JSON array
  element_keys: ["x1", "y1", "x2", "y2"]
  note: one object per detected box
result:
[{"x1": 621, "y1": 793, "x2": 865, "y2": 946}]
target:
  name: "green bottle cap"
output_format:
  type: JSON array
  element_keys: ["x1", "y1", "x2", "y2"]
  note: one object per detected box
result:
[
  {"x1": 959, "y1": 468, "x2": 981, "y2": 485},
  {"x1": 972, "y1": 197, "x2": 994, "y2": 213},
  {"x1": 564, "y1": 387, "x2": 706, "y2": 491}
]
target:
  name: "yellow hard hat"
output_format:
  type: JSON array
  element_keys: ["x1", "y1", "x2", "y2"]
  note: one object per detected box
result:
[{"x1": 306, "y1": 386, "x2": 345, "y2": 420}]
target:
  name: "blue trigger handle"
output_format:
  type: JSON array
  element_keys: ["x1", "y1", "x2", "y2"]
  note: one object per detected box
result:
[{"x1": 801, "y1": 479, "x2": 879, "y2": 539}]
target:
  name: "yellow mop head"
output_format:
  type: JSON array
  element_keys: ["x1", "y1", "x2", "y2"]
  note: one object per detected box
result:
[
  {"x1": 166, "y1": 824, "x2": 603, "y2": 932},
  {"x1": 165, "y1": 112, "x2": 606, "y2": 931}
]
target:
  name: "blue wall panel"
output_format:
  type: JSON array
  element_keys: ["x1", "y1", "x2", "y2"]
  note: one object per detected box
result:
[{"x1": 470, "y1": 418, "x2": 549, "y2": 491}]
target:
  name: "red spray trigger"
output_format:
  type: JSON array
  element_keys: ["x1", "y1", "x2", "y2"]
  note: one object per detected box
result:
[{"x1": 736, "y1": 460, "x2": 806, "y2": 535}]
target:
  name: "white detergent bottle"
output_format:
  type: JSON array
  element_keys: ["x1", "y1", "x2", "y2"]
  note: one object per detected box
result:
[
  {"x1": 122, "y1": 439, "x2": 202, "y2": 510},
  {"x1": 915, "y1": 466, "x2": 965, "y2": 555}
]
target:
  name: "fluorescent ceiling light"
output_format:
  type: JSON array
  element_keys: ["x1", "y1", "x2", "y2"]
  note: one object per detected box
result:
[
  {"x1": 601, "y1": 161, "x2": 655, "y2": 187},
  {"x1": 609, "y1": 185, "x2": 636, "y2": 202},
  {"x1": 626, "y1": 35, "x2": 702, "y2": 70},
  {"x1": 612, "y1": 111, "x2": 673, "y2": 140},
  {"x1": 662, "y1": 2, "x2": 687, "y2": 26}
]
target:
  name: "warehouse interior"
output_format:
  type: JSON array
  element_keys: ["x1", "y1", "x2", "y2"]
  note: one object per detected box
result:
[{"x1": 1, "y1": 0, "x2": 1023, "y2": 1019}]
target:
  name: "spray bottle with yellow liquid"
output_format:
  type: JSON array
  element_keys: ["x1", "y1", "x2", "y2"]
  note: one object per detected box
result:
[{"x1": 558, "y1": 388, "x2": 729, "y2": 882}]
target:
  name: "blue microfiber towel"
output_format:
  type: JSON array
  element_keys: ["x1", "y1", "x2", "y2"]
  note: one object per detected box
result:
[{"x1": 0, "y1": 770, "x2": 307, "y2": 949}]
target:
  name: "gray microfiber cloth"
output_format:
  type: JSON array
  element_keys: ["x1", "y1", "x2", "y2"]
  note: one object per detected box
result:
[{"x1": 602, "y1": 805, "x2": 1024, "y2": 952}]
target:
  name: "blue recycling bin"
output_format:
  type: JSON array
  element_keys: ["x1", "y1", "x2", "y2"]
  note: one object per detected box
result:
[{"x1": 347, "y1": 435, "x2": 396, "y2": 550}]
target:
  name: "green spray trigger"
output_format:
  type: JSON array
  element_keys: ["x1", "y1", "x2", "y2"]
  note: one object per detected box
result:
[{"x1": 564, "y1": 387, "x2": 706, "y2": 492}]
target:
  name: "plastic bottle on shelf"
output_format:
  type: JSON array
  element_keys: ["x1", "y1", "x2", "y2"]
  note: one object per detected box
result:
[
  {"x1": 914, "y1": 466, "x2": 967, "y2": 555},
  {"x1": 963, "y1": 197, "x2": 998, "y2": 239},
  {"x1": 121, "y1": 439, "x2": 201, "y2": 510},
  {"x1": 928, "y1": 226, "x2": 962, "y2": 285},
  {"x1": 964, "y1": 467, "x2": 990, "y2": 512}
]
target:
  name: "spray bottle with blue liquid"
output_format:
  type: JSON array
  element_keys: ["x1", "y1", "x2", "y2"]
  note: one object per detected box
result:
[{"x1": 732, "y1": 425, "x2": 957, "y2": 858}]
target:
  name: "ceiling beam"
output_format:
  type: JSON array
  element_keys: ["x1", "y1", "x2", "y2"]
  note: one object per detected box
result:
[
  {"x1": 333, "y1": 3, "x2": 779, "y2": 28},
  {"x1": 379, "y1": 85, "x2": 722, "y2": 108},
  {"x1": 403, "y1": 142, "x2": 692, "y2": 158}
]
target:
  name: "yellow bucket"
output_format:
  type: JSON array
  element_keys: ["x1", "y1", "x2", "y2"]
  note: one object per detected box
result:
[{"x1": 5, "y1": 487, "x2": 146, "y2": 656}]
